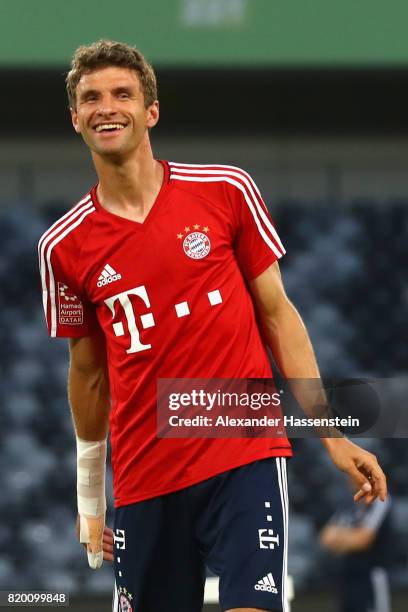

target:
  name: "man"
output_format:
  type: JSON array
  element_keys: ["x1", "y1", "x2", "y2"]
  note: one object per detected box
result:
[
  {"x1": 38, "y1": 40, "x2": 386, "y2": 612},
  {"x1": 320, "y1": 493, "x2": 393, "y2": 612}
]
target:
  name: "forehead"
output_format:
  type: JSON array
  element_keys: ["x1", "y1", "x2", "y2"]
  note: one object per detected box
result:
[{"x1": 76, "y1": 66, "x2": 142, "y2": 93}]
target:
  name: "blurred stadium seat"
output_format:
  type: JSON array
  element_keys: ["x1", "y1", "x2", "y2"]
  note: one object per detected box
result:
[{"x1": 0, "y1": 200, "x2": 406, "y2": 598}]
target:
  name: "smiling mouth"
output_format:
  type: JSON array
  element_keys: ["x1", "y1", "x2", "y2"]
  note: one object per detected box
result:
[{"x1": 94, "y1": 123, "x2": 126, "y2": 133}]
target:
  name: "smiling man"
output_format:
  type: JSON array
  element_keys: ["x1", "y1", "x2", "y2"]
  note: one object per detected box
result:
[{"x1": 38, "y1": 40, "x2": 387, "y2": 612}]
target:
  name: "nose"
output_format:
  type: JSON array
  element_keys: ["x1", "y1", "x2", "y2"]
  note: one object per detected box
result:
[{"x1": 96, "y1": 94, "x2": 118, "y2": 117}]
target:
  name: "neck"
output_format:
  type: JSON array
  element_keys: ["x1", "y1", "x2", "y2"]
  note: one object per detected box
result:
[{"x1": 92, "y1": 137, "x2": 164, "y2": 223}]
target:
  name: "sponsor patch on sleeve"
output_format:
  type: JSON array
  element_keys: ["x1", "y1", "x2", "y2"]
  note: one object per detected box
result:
[{"x1": 57, "y1": 282, "x2": 84, "y2": 325}]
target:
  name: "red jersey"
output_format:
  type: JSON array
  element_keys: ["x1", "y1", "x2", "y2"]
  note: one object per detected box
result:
[{"x1": 39, "y1": 161, "x2": 292, "y2": 507}]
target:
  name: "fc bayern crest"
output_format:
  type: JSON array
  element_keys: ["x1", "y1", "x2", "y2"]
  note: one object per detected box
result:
[
  {"x1": 117, "y1": 586, "x2": 133, "y2": 612},
  {"x1": 119, "y1": 593, "x2": 132, "y2": 612},
  {"x1": 183, "y1": 231, "x2": 211, "y2": 260}
]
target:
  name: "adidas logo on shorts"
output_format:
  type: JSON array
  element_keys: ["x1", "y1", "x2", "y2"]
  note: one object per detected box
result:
[
  {"x1": 97, "y1": 264, "x2": 122, "y2": 287},
  {"x1": 254, "y1": 572, "x2": 278, "y2": 594}
]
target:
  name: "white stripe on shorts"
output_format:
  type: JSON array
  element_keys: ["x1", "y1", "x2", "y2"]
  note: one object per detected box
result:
[
  {"x1": 371, "y1": 567, "x2": 391, "y2": 612},
  {"x1": 276, "y1": 457, "x2": 289, "y2": 612},
  {"x1": 112, "y1": 580, "x2": 119, "y2": 612}
]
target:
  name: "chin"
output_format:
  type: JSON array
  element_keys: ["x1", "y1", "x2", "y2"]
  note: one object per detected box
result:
[{"x1": 93, "y1": 143, "x2": 126, "y2": 157}]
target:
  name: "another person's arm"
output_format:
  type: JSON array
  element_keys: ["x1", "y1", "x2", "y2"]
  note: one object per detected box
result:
[
  {"x1": 249, "y1": 262, "x2": 387, "y2": 503},
  {"x1": 320, "y1": 497, "x2": 391, "y2": 554},
  {"x1": 320, "y1": 524, "x2": 376, "y2": 554}
]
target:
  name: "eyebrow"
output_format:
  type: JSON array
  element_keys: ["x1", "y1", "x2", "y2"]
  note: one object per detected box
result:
[
  {"x1": 79, "y1": 85, "x2": 136, "y2": 100},
  {"x1": 112, "y1": 86, "x2": 134, "y2": 94}
]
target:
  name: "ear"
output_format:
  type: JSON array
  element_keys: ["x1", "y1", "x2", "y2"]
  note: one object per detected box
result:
[
  {"x1": 146, "y1": 100, "x2": 160, "y2": 129},
  {"x1": 71, "y1": 108, "x2": 81, "y2": 134}
]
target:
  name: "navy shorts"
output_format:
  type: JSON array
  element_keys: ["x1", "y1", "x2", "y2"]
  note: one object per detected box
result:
[{"x1": 112, "y1": 457, "x2": 289, "y2": 612}]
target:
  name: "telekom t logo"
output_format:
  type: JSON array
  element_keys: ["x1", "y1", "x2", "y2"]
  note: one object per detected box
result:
[
  {"x1": 104, "y1": 284, "x2": 223, "y2": 354},
  {"x1": 105, "y1": 286, "x2": 155, "y2": 354}
]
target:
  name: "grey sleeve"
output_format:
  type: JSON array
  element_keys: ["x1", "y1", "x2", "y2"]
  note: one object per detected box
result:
[{"x1": 361, "y1": 496, "x2": 391, "y2": 532}]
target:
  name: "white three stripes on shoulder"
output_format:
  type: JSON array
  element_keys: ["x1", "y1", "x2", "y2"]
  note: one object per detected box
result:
[
  {"x1": 38, "y1": 194, "x2": 93, "y2": 314},
  {"x1": 169, "y1": 162, "x2": 267, "y2": 212},
  {"x1": 38, "y1": 194, "x2": 92, "y2": 257},
  {"x1": 170, "y1": 161, "x2": 263, "y2": 197},
  {"x1": 168, "y1": 162, "x2": 285, "y2": 258},
  {"x1": 38, "y1": 194, "x2": 96, "y2": 337}
]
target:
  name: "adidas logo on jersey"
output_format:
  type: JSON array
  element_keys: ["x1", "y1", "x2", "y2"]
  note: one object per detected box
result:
[
  {"x1": 97, "y1": 264, "x2": 122, "y2": 287},
  {"x1": 254, "y1": 572, "x2": 278, "y2": 594}
]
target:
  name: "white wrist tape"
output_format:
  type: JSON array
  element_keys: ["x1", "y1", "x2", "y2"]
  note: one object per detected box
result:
[
  {"x1": 76, "y1": 437, "x2": 106, "y2": 568},
  {"x1": 76, "y1": 437, "x2": 107, "y2": 517}
]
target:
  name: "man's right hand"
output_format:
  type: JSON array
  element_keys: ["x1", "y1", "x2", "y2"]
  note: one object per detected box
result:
[{"x1": 76, "y1": 514, "x2": 114, "y2": 566}]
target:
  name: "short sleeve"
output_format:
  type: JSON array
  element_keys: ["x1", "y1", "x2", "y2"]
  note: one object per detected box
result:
[
  {"x1": 360, "y1": 497, "x2": 391, "y2": 532},
  {"x1": 230, "y1": 170, "x2": 285, "y2": 281},
  {"x1": 39, "y1": 237, "x2": 98, "y2": 338}
]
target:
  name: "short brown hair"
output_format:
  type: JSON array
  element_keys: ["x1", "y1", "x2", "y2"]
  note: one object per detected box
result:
[{"x1": 66, "y1": 39, "x2": 158, "y2": 110}]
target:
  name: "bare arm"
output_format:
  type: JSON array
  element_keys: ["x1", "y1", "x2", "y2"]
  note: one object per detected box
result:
[
  {"x1": 68, "y1": 329, "x2": 110, "y2": 440},
  {"x1": 320, "y1": 524, "x2": 375, "y2": 554},
  {"x1": 68, "y1": 329, "x2": 111, "y2": 567},
  {"x1": 249, "y1": 262, "x2": 387, "y2": 503},
  {"x1": 250, "y1": 262, "x2": 319, "y2": 379}
]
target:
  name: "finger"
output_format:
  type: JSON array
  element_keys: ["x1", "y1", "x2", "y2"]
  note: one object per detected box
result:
[
  {"x1": 103, "y1": 531, "x2": 114, "y2": 543},
  {"x1": 357, "y1": 459, "x2": 387, "y2": 501},
  {"x1": 365, "y1": 479, "x2": 381, "y2": 503},
  {"x1": 80, "y1": 516, "x2": 103, "y2": 547},
  {"x1": 371, "y1": 470, "x2": 387, "y2": 501},
  {"x1": 354, "y1": 481, "x2": 372, "y2": 502},
  {"x1": 103, "y1": 539, "x2": 113, "y2": 550},
  {"x1": 80, "y1": 516, "x2": 104, "y2": 569},
  {"x1": 354, "y1": 490, "x2": 375, "y2": 504},
  {"x1": 85, "y1": 545, "x2": 103, "y2": 569},
  {"x1": 354, "y1": 473, "x2": 387, "y2": 504},
  {"x1": 103, "y1": 528, "x2": 114, "y2": 544},
  {"x1": 87, "y1": 517, "x2": 104, "y2": 565},
  {"x1": 103, "y1": 551, "x2": 114, "y2": 563},
  {"x1": 348, "y1": 462, "x2": 371, "y2": 491},
  {"x1": 355, "y1": 491, "x2": 376, "y2": 505}
]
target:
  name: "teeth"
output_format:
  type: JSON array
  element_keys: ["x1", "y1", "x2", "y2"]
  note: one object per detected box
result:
[{"x1": 95, "y1": 123, "x2": 125, "y2": 132}]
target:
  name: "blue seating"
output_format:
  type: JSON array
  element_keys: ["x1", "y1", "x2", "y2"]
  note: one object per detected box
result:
[{"x1": 0, "y1": 200, "x2": 405, "y2": 592}]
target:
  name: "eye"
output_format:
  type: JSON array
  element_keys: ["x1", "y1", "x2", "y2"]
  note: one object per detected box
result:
[
  {"x1": 118, "y1": 92, "x2": 130, "y2": 100},
  {"x1": 83, "y1": 95, "x2": 98, "y2": 104}
]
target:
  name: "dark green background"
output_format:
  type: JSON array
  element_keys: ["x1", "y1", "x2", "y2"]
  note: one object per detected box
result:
[{"x1": 0, "y1": 0, "x2": 407, "y2": 67}]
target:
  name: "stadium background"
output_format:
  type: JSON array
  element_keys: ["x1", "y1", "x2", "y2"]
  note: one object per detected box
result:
[{"x1": 1, "y1": 0, "x2": 407, "y2": 609}]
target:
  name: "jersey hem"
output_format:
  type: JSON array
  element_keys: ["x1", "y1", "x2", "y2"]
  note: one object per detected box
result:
[
  {"x1": 246, "y1": 251, "x2": 280, "y2": 281},
  {"x1": 114, "y1": 446, "x2": 293, "y2": 507},
  {"x1": 50, "y1": 331, "x2": 95, "y2": 338}
]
